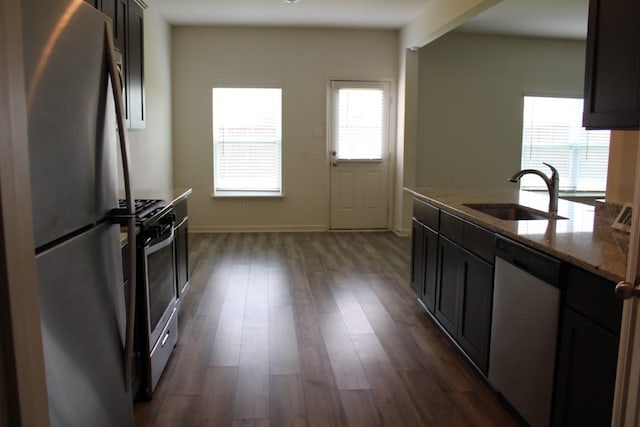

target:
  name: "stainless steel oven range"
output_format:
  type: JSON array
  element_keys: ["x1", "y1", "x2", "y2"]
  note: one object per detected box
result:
[{"x1": 119, "y1": 199, "x2": 179, "y2": 399}]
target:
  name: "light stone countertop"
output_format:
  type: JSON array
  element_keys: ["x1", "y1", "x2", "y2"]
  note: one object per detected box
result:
[{"x1": 405, "y1": 186, "x2": 628, "y2": 283}]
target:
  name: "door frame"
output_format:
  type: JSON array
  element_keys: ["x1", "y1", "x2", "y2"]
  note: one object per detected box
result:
[
  {"x1": 326, "y1": 77, "x2": 397, "y2": 231},
  {"x1": 612, "y1": 132, "x2": 640, "y2": 425}
]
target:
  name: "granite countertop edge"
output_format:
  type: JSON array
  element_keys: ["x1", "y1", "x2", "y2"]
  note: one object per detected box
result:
[{"x1": 405, "y1": 186, "x2": 627, "y2": 283}]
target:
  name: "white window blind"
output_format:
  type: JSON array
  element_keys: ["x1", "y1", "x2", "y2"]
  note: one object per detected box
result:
[
  {"x1": 521, "y1": 96, "x2": 610, "y2": 192},
  {"x1": 212, "y1": 87, "x2": 282, "y2": 195},
  {"x1": 332, "y1": 82, "x2": 388, "y2": 160}
]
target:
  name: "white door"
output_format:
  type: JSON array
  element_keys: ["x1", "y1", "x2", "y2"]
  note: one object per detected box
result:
[
  {"x1": 612, "y1": 134, "x2": 640, "y2": 426},
  {"x1": 329, "y1": 80, "x2": 390, "y2": 230}
]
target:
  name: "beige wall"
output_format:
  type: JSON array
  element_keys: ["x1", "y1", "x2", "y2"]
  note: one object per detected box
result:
[
  {"x1": 415, "y1": 33, "x2": 586, "y2": 191},
  {"x1": 171, "y1": 27, "x2": 398, "y2": 232},
  {"x1": 607, "y1": 131, "x2": 639, "y2": 204},
  {"x1": 127, "y1": 4, "x2": 173, "y2": 191}
]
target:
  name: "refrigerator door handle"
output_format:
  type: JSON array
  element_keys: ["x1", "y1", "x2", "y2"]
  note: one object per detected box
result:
[{"x1": 104, "y1": 22, "x2": 137, "y2": 393}]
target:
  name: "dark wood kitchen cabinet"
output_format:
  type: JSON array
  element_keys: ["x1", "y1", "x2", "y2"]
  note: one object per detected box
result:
[
  {"x1": 426, "y1": 210, "x2": 495, "y2": 374},
  {"x1": 127, "y1": 0, "x2": 145, "y2": 129},
  {"x1": 435, "y1": 235, "x2": 493, "y2": 373},
  {"x1": 552, "y1": 265, "x2": 623, "y2": 426},
  {"x1": 173, "y1": 197, "x2": 189, "y2": 305},
  {"x1": 83, "y1": 0, "x2": 146, "y2": 130},
  {"x1": 101, "y1": 0, "x2": 128, "y2": 54},
  {"x1": 583, "y1": 0, "x2": 640, "y2": 129},
  {"x1": 411, "y1": 198, "x2": 439, "y2": 312}
]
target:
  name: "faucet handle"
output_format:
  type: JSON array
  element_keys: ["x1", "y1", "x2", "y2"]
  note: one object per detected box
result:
[{"x1": 542, "y1": 162, "x2": 558, "y2": 179}]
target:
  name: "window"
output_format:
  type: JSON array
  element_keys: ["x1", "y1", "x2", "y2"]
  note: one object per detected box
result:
[
  {"x1": 331, "y1": 81, "x2": 389, "y2": 161},
  {"x1": 520, "y1": 96, "x2": 610, "y2": 192},
  {"x1": 212, "y1": 87, "x2": 282, "y2": 196}
]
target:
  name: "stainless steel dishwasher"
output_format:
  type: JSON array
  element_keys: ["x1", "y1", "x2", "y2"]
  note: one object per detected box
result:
[{"x1": 489, "y1": 236, "x2": 562, "y2": 427}]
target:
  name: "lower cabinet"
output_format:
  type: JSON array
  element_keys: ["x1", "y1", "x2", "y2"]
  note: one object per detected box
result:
[
  {"x1": 173, "y1": 197, "x2": 189, "y2": 303},
  {"x1": 435, "y1": 236, "x2": 493, "y2": 373},
  {"x1": 552, "y1": 265, "x2": 622, "y2": 426},
  {"x1": 411, "y1": 219, "x2": 438, "y2": 312},
  {"x1": 553, "y1": 308, "x2": 619, "y2": 426}
]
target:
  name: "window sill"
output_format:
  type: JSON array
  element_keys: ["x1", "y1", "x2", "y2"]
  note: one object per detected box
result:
[{"x1": 213, "y1": 191, "x2": 284, "y2": 198}]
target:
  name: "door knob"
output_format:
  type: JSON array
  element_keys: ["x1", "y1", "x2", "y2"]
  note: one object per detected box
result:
[{"x1": 615, "y1": 281, "x2": 640, "y2": 299}]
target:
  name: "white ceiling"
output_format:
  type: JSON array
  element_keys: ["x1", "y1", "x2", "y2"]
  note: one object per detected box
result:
[{"x1": 153, "y1": 0, "x2": 589, "y2": 40}]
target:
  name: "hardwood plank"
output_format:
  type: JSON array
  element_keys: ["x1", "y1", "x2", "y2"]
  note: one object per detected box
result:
[
  {"x1": 210, "y1": 264, "x2": 250, "y2": 367},
  {"x1": 360, "y1": 303, "x2": 425, "y2": 372},
  {"x1": 317, "y1": 313, "x2": 370, "y2": 390},
  {"x1": 328, "y1": 271, "x2": 374, "y2": 335},
  {"x1": 290, "y1": 269, "x2": 324, "y2": 347},
  {"x1": 269, "y1": 305, "x2": 301, "y2": 375},
  {"x1": 232, "y1": 418, "x2": 271, "y2": 427},
  {"x1": 300, "y1": 345, "x2": 345, "y2": 427},
  {"x1": 350, "y1": 334, "x2": 424, "y2": 426},
  {"x1": 400, "y1": 370, "x2": 472, "y2": 427},
  {"x1": 339, "y1": 390, "x2": 381, "y2": 427},
  {"x1": 245, "y1": 264, "x2": 269, "y2": 328},
  {"x1": 194, "y1": 367, "x2": 238, "y2": 426},
  {"x1": 308, "y1": 271, "x2": 340, "y2": 315},
  {"x1": 152, "y1": 395, "x2": 197, "y2": 427},
  {"x1": 270, "y1": 374, "x2": 308, "y2": 427},
  {"x1": 169, "y1": 315, "x2": 218, "y2": 395},
  {"x1": 234, "y1": 326, "x2": 270, "y2": 419}
]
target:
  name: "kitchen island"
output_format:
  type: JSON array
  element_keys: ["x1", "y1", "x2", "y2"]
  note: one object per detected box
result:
[{"x1": 405, "y1": 186, "x2": 625, "y2": 426}]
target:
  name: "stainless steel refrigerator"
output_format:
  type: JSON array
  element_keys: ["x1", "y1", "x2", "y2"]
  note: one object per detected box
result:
[{"x1": 22, "y1": 0, "x2": 136, "y2": 425}]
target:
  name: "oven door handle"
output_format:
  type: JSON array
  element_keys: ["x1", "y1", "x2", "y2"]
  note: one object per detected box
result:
[
  {"x1": 105, "y1": 22, "x2": 136, "y2": 393},
  {"x1": 145, "y1": 226, "x2": 175, "y2": 256}
]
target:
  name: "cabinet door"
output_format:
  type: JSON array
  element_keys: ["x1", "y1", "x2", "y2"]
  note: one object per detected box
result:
[
  {"x1": 457, "y1": 253, "x2": 493, "y2": 374},
  {"x1": 553, "y1": 308, "x2": 619, "y2": 426},
  {"x1": 420, "y1": 226, "x2": 438, "y2": 313},
  {"x1": 175, "y1": 218, "x2": 189, "y2": 300},
  {"x1": 410, "y1": 220, "x2": 425, "y2": 297},
  {"x1": 127, "y1": 0, "x2": 145, "y2": 129},
  {"x1": 435, "y1": 237, "x2": 463, "y2": 338},
  {"x1": 583, "y1": 0, "x2": 640, "y2": 129},
  {"x1": 101, "y1": 0, "x2": 127, "y2": 55},
  {"x1": 84, "y1": 0, "x2": 101, "y2": 9}
]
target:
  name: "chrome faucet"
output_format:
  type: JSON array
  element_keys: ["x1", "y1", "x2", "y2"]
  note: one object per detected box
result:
[{"x1": 509, "y1": 162, "x2": 560, "y2": 216}]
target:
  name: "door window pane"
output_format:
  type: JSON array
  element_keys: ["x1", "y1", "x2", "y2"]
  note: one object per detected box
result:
[{"x1": 332, "y1": 82, "x2": 388, "y2": 160}]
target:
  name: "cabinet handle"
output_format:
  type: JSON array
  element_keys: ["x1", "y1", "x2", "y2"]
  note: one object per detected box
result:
[
  {"x1": 615, "y1": 281, "x2": 640, "y2": 299},
  {"x1": 161, "y1": 330, "x2": 170, "y2": 347}
]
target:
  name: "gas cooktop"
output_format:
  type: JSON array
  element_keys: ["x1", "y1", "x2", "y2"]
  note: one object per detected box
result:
[{"x1": 117, "y1": 199, "x2": 171, "y2": 225}]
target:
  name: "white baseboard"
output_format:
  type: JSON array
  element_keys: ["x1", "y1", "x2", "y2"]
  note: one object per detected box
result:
[
  {"x1": 393, "y1": 226, "x2": 411, "y2": 237},
  {"x1": 189, "y1": 224, "x2": 328, "y2": 233}
]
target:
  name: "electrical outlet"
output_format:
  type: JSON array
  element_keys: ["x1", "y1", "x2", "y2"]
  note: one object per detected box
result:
[{"x1": 240, "y1": 200, "x2": 249, "y2": 210}]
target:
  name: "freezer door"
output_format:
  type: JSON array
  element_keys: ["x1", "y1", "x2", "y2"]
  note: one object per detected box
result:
[
  {"x1": 36, "y1": 223, "x2": 132, "y2": 426},
  {"x1": 22, "y1": 1, "x2": 118, "y2": 248}
]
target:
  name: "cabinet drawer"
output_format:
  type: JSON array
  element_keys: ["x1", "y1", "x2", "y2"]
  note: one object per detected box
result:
[
  {"x1": 440, "y1": 210, "x2": 463, "y2": 242},
  {"x1": 463, "y1": 221, "x2": 494, "y2": 263},
  {"x1": 413, "y1": 198, "x2": 439, "y2": 231},
  {"x1": 565, "y1": 265, "x2": 622, "y2": 335},
  {"x1": 173, "y1": 197, "x2": 188, "y2": 225},
  {"x1": 149, "y1": 307, "x2": 178, "y2": 393}
]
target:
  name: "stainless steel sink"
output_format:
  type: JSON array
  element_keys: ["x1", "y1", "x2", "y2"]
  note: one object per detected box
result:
[{"x1": 463, "y1": 203, "x2": 567, "y2": 221}]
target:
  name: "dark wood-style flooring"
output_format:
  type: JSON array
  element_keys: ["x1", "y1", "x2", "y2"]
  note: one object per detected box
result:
[{"x1": 134, "y1": 232, "x2": 517, "y2": 426}]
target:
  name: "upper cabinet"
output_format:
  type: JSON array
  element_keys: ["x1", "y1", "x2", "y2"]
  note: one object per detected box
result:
[
  {"x1": 127, "y1": 0, "x2": 145, "y2": 129},
  {"x1": 583, "y1": 0, "x2": 640, "y2": 129},
  {"x1": 84, "y1": 0, "x2": 146, "y2": 130}
]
